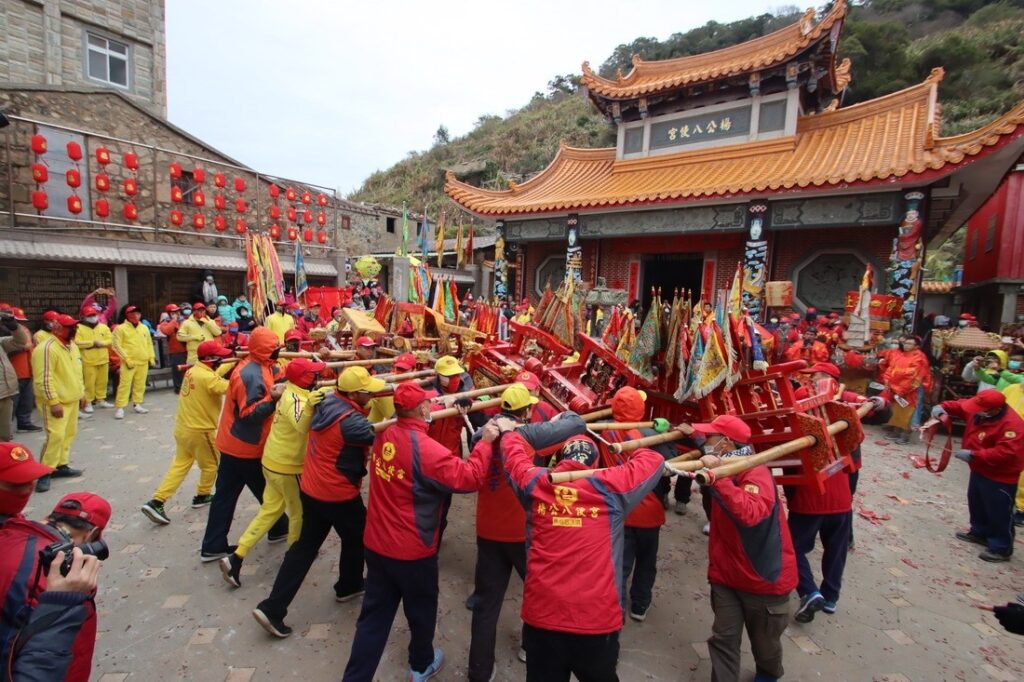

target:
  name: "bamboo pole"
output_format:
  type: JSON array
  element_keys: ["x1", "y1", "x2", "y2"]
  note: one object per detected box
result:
[
  {"x1": 375, "y1": 369, "x2": 436, "y2": 383},
  {"x1": 665, "y1": 448, "x2": 702, "y2": 464},
  {"x1": 588, "y1": 421, "x2": 655, "y2": 431},
  {"x1": 325, "y1": 357, "x2": 399, "y2": 369},
  {"x1": 373, "y1": 397, "x2": 502, "y2": 432},
  {"x1": 608, "y1": 429, "x2": 688, "y2": 454},
  {"x1": 434, "y1": 383, "x2": 514, "y2": 403},
  {"x1": 548, "y1": 461, "x2": 696, "y2": 484},
  {"x1": 236, "y1": 349, "x2": 354, "y2": 359},
  {"x1": 580, "y1": 407, "x2": 613, "y2": 423}
]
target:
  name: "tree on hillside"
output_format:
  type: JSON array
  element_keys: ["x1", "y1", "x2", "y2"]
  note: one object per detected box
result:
[{"x1": 434, "y1": 125, "x2": 450, "y2": 146}]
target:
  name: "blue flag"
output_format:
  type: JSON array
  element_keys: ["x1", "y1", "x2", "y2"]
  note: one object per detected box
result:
[
  {"x1": 294, "y1": 241, "x2": 308, "y2": 300},
  {"x1": 418, "y1": 212, "x2": 430, "y2": 259}
]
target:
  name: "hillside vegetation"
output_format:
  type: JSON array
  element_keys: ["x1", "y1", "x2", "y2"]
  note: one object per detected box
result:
[{"x1": 350, "y1": 0, "x2": 1024, "y2": 232}]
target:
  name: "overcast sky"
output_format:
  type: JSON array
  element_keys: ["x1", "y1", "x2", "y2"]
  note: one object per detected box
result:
[{"x1": 166, "y1": 0, "x2": 779, "y2": 198}]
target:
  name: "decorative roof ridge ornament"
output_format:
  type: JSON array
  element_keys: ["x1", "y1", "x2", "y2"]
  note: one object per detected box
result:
[
  {"x1": 926, "y1": 66, "x2": 946, "y2": 85},
  {"x1": 834, "y1": 57, "x2": 852, "y2": 92},
  {"x1": 799, "y1": 6, "x2": 817, "y2": 36}
]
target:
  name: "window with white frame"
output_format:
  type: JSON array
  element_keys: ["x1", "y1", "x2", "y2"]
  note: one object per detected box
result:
[{"x1": 86, "y1": 33, "x2": 129, "y2": 88}]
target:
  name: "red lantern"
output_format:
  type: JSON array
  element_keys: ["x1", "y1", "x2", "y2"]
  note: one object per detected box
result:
[
  {"x1": 169, "y1": 209, "x2": 183, "y2": 226},
  {"x1": 31, "y1": 163, "x2": 48, "y2": 184},
  {"x1": 214, "y1": 173, "x2": 226, "y2": 188},
  {"x1": 233, "y1": 177, "x2": 246, "y2": 193},
  {"x1": 269, "y1": 205, "x2": 281, "y2": 220},
  {"x1": 269, "y1": 224, "x2": 282, "y2": 239},
  {"x1": 301, "y1": 191, "x2": 312, "y2": 205},
  {"x1": 95, "y1": 147, "x2": 111, "y2": 165},
  {"x1": 213, "y1": 215, "x2": 227, "y2": 232},
  {"x1": 170, "y1": 185, "x2": 184, "y2": 203},
  {"x1": 234, "y1": 198, "x2": 247, "y2": 213},
  {"x1": 317, "y1": 194, "x2": 327, "y2": 207},
  {"x1": 287, "y1": 226, "x2": 298, "y2": 241},
  {"x1": 95, "y1": 173, "x2": 110, "y2": 192},
  {"x1": 193, "y1": 168, "x2": 206, "y2": 184},
  {"x1": 123, "y1": 203, "x2": 138, "y2": 221},
  {"x1": 123, "y1": 177, "x2": 138, "y2": 196},
  {"x1": 269, "y1": 184, "x2": 280, "y2": 199},
  {"x1": 303, "y1": 228, "x2": 313, "y2": 242},
  {"x1": 303, "y1": 209, "x2": 313, "y2": 224},
  {"x1": 95, "y1": 199, "x2": 110, "y2": 218},
  {"x1": 67, "y1": 196, "x2": 83, "y2": 215},
  {"x1": 316, "y1": 212, "x2": 326, "y2": 226},
  {"x1": 65, "y1": 169, "x2": 81, "y2": 188},
  {"x1": 234, "y1": 219, "x2": 247, "y2": 235},
  {"x1": 66, "y1": 141, "x2": 83, "y2": 161},
  {"x1": 169, "y1": 162, "x2": 182, "y2": 179},
  {"x1": 287, "y1": 207, "x2": 297, "y2": 222},
  {"x1": 30, "y1": 134, "x2": 47, "y2": 155},
  {"x1": 124, "y1": 152, "x2": 139, "y2": 170},
  {"x1": 31, "y1": 190, "x2": 48, "y2": 211},
  {"x1": 317, "y1": 230, "x2": 327, "y2": 244},
  {"x1": 285, "y1": 187, "x2": 296, "y2": 202},
  {"x1": 193, "y1": 213, "x2": 206, "y2": 230},
  {"x1": 214, "y1": 194, "x2": 227, "y2": 211},
  {"x1": 193, "y1": 189, "x2": 206, "y2": 207}
]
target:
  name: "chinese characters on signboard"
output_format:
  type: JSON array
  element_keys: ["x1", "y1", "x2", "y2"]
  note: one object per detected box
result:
[{"x1": 650, "y1": 105, "x2": 751, "y2": 150}]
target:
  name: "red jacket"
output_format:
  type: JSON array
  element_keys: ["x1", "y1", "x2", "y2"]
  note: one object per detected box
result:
[
  {"x1": 364, "y1": 416, "x2": 491, "y2": 560},
  {"x1": 301, "y1": 393, "x2": 376, "y2": 502},
  {"x1": 707, "y1": 465, "x2": 798, "y2": 595},
  {"x1": 427, "y1": 373, "x2": 475, "y2": 455},
  {"x1": 786, "y1": 469, "x2": 852, "y2": 515},
  {"x1": 215, "y1": 327, "x2": 281, "y2": 459},
  {"x1": 502, "y1": 432, "x2": 664, "y2": 635},
  {"x1": 158, "y1": 319, "x2": 186, "y2": 354},
  {"x1": 939, "y1": 398, "x2": 1024, "y2": 485},
  {"x1": 601, "y1": 428, "x2": 665, "y2": 528}
]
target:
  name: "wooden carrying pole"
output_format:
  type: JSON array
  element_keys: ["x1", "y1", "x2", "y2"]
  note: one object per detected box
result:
[
  {"x1": 435, "y1": 383, "x2": 514, "y2": 403},
  {"x1": 580, "y1": 407, "x2": 613, "y2": 423},
  {"x1": 325, "y1": 357, "x2": 399, "y2": 369},
  {"x1": 608, "y1": 429, "x2": 688, "y2": 454},
  {"x1": 372, "y1": 397, "x2": 502, "y2": 432},
  {"x1": 236, "y1": 349, "x2": 355, "y2": 359},
  {"x1": 588, "y1": 422, "x2": 655, "y2": 431},
  {"x1": 375, "y1": 369, "x2": 436, "y2": 383}
]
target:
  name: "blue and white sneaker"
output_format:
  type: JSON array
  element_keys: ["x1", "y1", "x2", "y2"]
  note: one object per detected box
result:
[
  {"x1": 795, "y1": 591, "x2": 824, "y2": 623},
  {"x1": 822, "y1": 599, "x2": 837, "y2": 614},
  {"x1": 410, "y1": 647, "x2": 444, "y2": 681}
]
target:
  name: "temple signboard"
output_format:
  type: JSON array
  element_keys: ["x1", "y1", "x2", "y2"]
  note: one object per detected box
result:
[{"x1": 649, "y1": 105, "x2": 751, "y2": 151}]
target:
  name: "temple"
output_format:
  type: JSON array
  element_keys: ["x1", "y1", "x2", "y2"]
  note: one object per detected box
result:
[{"x1": 444, "y1": 0, "x2": 1024, "y2": 326}]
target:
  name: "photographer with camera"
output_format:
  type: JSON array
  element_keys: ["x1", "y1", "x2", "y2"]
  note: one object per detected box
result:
[{"x1": 0, "y1": 442, "x2": 105, "y2": 682}]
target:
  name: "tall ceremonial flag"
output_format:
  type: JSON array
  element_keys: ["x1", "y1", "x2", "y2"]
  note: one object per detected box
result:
[
  {"x1": 464, "y1": 222, "x2": 474, "y2": 265},
  {"x1": 294, "y1": 240, "x2": 308, "y2": 301},
  {"x1": 435, "y1": 209, "x2": 446, "y2": 268},
  {"x1": 455, "y1": 217, "x2": 465, "y2": 268},
  {"x1": 849, "y1": 264, "x2": 874, "y2": 347},
  {"x1": 400, "y1": 203, "x2": 409, "y2": 256},
  {"x1": 418, "y1": 210, "x2": 430, "y2": 260}
]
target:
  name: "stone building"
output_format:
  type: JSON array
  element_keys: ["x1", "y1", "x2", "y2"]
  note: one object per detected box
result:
[{"x1": 0, "y1": 0, "x2": 403, "y2": 323}]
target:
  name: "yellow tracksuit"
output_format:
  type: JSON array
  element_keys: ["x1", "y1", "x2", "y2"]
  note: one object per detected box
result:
[
  {"x1": 265, "y1": 311, "x2": 296, "y2": 344},
  {"x1": 31, "y1": 337, "x2": 85, "y2": 468},
  {"x1": 75, "y1": 322, "x2": 112, "y2": 402},
  {"x1": 112, "y1": 322, "x2": 155, "y2": 407},
  {"x1": 152, "y1": 362, "x2": 229, "y2": 503},
  {"x1": 176, "y1": 315, "x2": 223, "y2": 365},
  {"x1": 1004, "y1": 384, "x2": 1024, "y2": 512},
  {"x1": 32, "y1": 329, "x2": 53, "y2": 345},
  {"x1": 236, "y1": 383, "x2": 312, "y2": 555}
]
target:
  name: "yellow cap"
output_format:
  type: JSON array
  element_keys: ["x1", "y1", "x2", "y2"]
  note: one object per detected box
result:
[
  {"x1": 501, "y1": 383, "x2": 539, "y2": 412},
  {"x1": 435, "y1": 355, "x2": 465, "y2": 377},
  {"x1": 337, "y1": 366, "x2": 386, "y2": 393}
]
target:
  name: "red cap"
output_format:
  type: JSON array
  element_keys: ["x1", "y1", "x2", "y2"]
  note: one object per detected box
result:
[
  {"x1": 0, "y1": 303, "x2": 10, "y2": 313},
  {"x1": 959, "y1": 313, "x2": 974, "y2": 320},
  {"x1": 124, "y1": 305, "x2": 139, "y2": 314},
  {"x1": 611, "y1": 386, "x2": 647, "y2": 422},
  {"x1": 284, "y1": 329, "x2": 304, "y2": 342},
  {"x1": 51, "y1": 492, "x2": 111, "y2": 536},
  {"x1": 807, "y1": 307, "x2": 817, "y2": 314},
  {"x1": 394, "y1": 381, "x2": 430, "y2": 410},
  {"x1": 393, "y1": 352, "x2": 417, "y2": 372},
  {"x1": 356, "y1": 336, "x2": 378, "y2": 348},
  {"x1": 800, "y1": 362, "x2": 841, "y2": 379},
  {"x1": 0, "y1": 443, "x2": 53, "y2": 484},
  {"x1": 285, "y1": 357, "x2": 326, "y2": 385},
  {"x1": 42, "y1": 310, "x2": 59, "y2": 322},
  {"x1": 11, "y1": 307, "x2": 27, "y2": 322},
  {"x1": 515, "y1": 370, "x2": 541, "y2": 391},
  {"x1": 164, "y1": 303, "x2": 180, "y2": 313},
  {"x1": 192, "y1": 302, "x2": 207, "y2": 310},
  {"x1": 691, "y1": 415, "x2": 752, "y2": 444},
  {"x1": 55, "y1": 314, "x2": 78, "y2": 327},
  {"x1": 974, "y1": 390, "x2": 1007, "y2": 411},
  {"x1": 81, "y1": 305, "x2": 98, "y2": 316},
  {"x1": 197, "y1": 340, "x2": 233, "y2": 360}
]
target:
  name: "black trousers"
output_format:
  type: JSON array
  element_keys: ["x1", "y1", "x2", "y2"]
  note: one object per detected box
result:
[
  {"x1": 788, "y1": 511, "x2": 852, "y2": 603},
  {"x1": 342, "y1": 549, "x2": 439, "y2": 681},
  {"x1": 201, "y1": 452, "x2": 288, "y2": 554},
  {"x1": 967, "y1": 472, "x2": 1017, "y2": 555},
  {"x1": 523, "y1": 623, "x2": 620, "y2": 682},
  {"x1": 12, "y1": 377, "x2": 35, "y2": 428},
  {"x1": 673, "y1": 475, "x2": 693, "y2": 504},
  {"x1": 169, "y1": 351, "x2": 186, "y2": 392},
  {"x1": 468, "y1": 538, "x2": 526, "y2": 682},
  {"x1": 621, "y1": 526, "x2": 660, "y2": 611},
  {"x1": 257, "y1": 492, "x2": 365, "y2": 621}
]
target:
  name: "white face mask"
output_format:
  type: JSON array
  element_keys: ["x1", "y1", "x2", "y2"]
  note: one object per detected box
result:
[{"x1": 84, "y1": 316, "x2": 98, "y2": 324}]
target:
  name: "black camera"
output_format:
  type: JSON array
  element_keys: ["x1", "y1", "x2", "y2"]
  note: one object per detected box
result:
[{"x1": 39, "y1": 531, "x2": 109, "y2": 577}]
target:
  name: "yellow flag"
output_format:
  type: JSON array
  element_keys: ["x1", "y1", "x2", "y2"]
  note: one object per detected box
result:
[
  {"x1": 435, "y1": 210, "x2": 446, "y2": 268},
  {"x1": 455, "y1": 218, "x2": 465, "y2": 268}
]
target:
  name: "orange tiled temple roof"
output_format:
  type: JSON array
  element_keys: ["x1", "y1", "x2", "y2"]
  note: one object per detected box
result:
[
  {"x1": 445, "y1": 69, "x2": 1024, "y2": 217},
  {"x1": 580, "y1": 1, "x2": 848, "y2": 100}
]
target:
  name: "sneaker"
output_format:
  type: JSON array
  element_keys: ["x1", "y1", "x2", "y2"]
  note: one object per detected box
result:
[
  {"x1": 82, "y1": 404, "x2": 94, "y2": 415},
  {"x1": 1013, "y1": 510, "x2": 1024, "y2": 528},
  {"x1": 979, "y1": 550, "x2": 1011, "y2": 563},
  {"x1": 35, "y1": 475, "x2": 51, "y2": 493},
  {"x1": 674, "y1": 500, "x2": 688, "y2": 516},
  {"x1": 267, "y1": 530, "x2": 288, "y2": 544},
  {"x1": 200, "y1": 545, "x2": 237, "y2": 563},
  {"x1": 629, "y1": 603, "x2": 649, "y2": 622},
  {"x1": 252, "y1": 607, "x2": 293, "y2": 638},
  {"x1": 659, "y1": 492, "x2": 670, "y2": 510},
  {"x1": 465, "y1": 593, "x2": 479, "y2": 611},
  {"x1": 132, "y1": 404, "x2": 149, "y2": 414},
  {"x1": 702, "y1": 522, "x2": 710, "y2": 536},
  {"x1": 518, "y1": 647, "x2": 527, "y2": 663},
  {"x1": 141, "y1": 500, "x2": 170, "y2": 525},
  {"x1": 884, "y1": 431, "x2": 901, "y2": 441},
  {"x1": 410, "y1": 647, "x2": 444, "y2": 682},
  {"x1": 219, "y1": 553, "x2": 243, "y2": 587},
  {"x1": 795, "y1": 592, "x2": 825, "y2": 623},
  {"x1": 95, "y1": 400, "x2": 114, "y2": 408},
  {"x1": 191, "y1": 494, "x2": 214, "y2": 508},
  {"x1": 114, "y1": 408, "x2": 125, "y2": 420},
  {"x1": 16, "y1": 423, "x2": 42, "y2": 433},
  {"x1": 335, "y1": 589, "x2": 365, "y2": 603},
  {"x1": 51, "y1": 465, "x2": 83, "y2": 478},
  {"x1": 955, "y1": 531, "x2": 988, "y2": 546},
  {"x1": 753, "y1": 674, "x2": 780, "y2": 682},
  {"x1": 822, "y1": 600, "x2": 838, "y2": 614}
]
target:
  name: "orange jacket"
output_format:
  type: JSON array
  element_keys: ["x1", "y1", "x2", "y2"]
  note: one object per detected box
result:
[
  {"x1": 214, "y1": 327, "x2": 281, "y2": 458},
  {"x1": 882, "y1": 348, "x2": 932, "y2": 400}
]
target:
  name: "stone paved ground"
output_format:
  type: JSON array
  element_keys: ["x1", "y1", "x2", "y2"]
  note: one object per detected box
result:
[{"x1": 13, "y1": 388, "x2": 1024, "y2": 681}]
